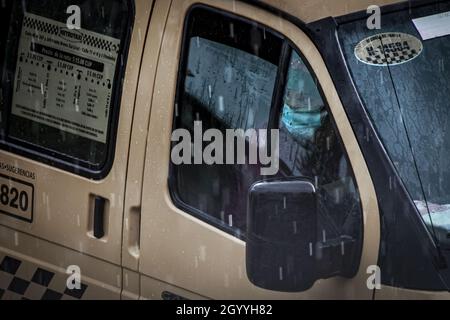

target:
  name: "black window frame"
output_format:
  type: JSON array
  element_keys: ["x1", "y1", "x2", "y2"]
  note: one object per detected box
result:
[
  {"x1": 169, "y1": 3, "x2": 364, "y2": 251},
  {"x1": 0, "y1": 0, "x2": 136, "y2": 180}
]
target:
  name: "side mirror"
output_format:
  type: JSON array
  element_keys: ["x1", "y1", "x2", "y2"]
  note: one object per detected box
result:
[{"x1": 246, "y1": 179, "x2": 318, "y2": 292}]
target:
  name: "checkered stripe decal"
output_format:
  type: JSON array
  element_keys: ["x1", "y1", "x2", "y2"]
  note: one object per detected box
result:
[
  {"x1": 0, "y1": 256, "x2": 88, "y2": 300},
  {"x1": 23, "y1": 16, "x2": 59, "y2": 35},
  {"x1": 23, "y1": 16, "x2": 119, "y2": 53},
  {"x1": 83, "y1": 34, "x2": 118, "y2": 53},
  {"x1": 355, "y1": 32, "x2": 423, "y2": 67},
  {"x1": 365, "y1": 49, "x2": 419, "y2": 65}
]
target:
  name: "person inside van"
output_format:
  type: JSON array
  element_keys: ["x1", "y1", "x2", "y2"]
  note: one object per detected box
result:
[{"x1": 279, "y1": 52, "x2": 362, "y2": 254}]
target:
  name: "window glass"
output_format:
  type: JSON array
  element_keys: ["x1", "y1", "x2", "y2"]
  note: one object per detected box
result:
[
  {"x1": 0, "y1": 0, "x2": 132, "y2": 174},
  {"x1": 172, "y1": 7, "x2": 282, "y2": 236},
  {"x1": 172, "y1": 6, "x2": 363, "y2": 252},
  {"x1": 278, "y1": 52, "x2": 363, "y2": 274},
  {"x1": 338, "y1": 2, "x2": 450, "y2": 247},
  {"x1": 184, "y1": 37, "x2": 276, "y2": 131}
]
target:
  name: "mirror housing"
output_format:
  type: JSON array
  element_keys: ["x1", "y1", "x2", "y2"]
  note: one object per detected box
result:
[{"x1": 246, "y1": 179, "x2": 318, "y2": 292}]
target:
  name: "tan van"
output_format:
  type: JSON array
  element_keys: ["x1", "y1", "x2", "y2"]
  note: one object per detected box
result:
[{"x1": 0, "y1": 0, "x2": 450, "y2": 300}]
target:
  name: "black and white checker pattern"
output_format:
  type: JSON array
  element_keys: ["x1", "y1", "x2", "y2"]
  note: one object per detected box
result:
[
  {"x1": 83, "y1": 34, "x2": 118, "y2": 53},
  {"x1": 0, "y1": 256, "x2": 88, "y2": 300},
  {"x1": 365, "y1": 49, "x2": 419, "y2": 65},
  {"x1": 355, "y1": 32, "x2": 423, "y2": 67},
  {"x1": 23, "y1": 16, "x2": 59, "y2": 36},
  {"x1": 365, "y1": 33, "x2": 419, "y2": 65},
  {"x1": 23, "y1": 15, "x2": 119, "y2": 54}
]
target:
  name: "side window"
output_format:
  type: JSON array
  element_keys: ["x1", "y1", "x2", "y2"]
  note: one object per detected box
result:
[
  {"x1": 0, "y1": 0, "x2": 133, "y2": 177},
  {"x1": 172, "y1": 6, "x2": 363, "y2": 262},
  {"x1": 279, "y1": 52, "x2": 363, "y2": 275},
  {"x1": 171, "y1": 7, "x2": 283, "y2": 237}
]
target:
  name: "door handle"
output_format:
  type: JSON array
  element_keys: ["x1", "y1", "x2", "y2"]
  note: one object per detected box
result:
[
  {"x1": 93, "y1": 196, "x2": 106, "y2": 239},
  {"x1": 128, "y1": 206, "x2": 141, "y2": 258}
]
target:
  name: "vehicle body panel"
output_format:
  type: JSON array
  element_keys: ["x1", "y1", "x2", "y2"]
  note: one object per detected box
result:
[
  {"x1": 138, "y1": 0, "x2": 379, "y2": 300},
  {"x1": 0, "y1": 0, "x2": 152, "y2": 299},
  {"x1": 1, "y1": 0, "x2": 449, "y2": 300}
]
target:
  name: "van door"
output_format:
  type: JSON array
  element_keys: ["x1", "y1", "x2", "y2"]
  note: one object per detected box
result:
[
  {"x1": 138, "y1": 0, "x2": 380, "y2": 300},
  {"x1": 0, "y1": 0, "x2": 151, "y2": 300}
]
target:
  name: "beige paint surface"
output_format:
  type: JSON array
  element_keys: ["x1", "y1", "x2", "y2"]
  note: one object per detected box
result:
[
  {"x1": 377, "y1": 286, "x2": 450, "y2": 300},
  {"x1": 122, "y1": 0, "x2": 172, "y2": 272},
  {"x1": 1, "y1": 0, "x2": 448, "y2": 300},
  {"x1": 139, "y1": 0, "x2": 380, "y2": 300},
  {"x1": 262, "y1": 0, "x2": 405, "y2": 23},
  {"x1": 0, "y1": 0, "x2": 153, "y2": 298}
]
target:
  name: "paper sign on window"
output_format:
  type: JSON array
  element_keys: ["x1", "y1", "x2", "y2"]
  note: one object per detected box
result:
[{"x1": 11, "y1": 13, "x2": 121, "y2": 143}]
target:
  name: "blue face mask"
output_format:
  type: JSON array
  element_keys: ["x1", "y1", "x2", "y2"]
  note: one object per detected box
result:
[{"x1": 282, "y1": 104, "x2": 326, "y2": 141}]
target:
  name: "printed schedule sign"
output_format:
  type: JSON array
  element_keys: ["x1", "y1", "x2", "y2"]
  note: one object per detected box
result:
[{"x1": 11, "y1": 13, "x2": 121, "y2": 143}]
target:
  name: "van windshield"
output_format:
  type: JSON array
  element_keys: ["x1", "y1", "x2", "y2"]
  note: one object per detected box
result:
[{"x1": 339, "y1": 3, "x2": 450, "y2": 248}]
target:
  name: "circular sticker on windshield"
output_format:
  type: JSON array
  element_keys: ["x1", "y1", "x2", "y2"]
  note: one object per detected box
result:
[{"x1": 354, "y1": 32, "x2": 423, "y2": 66}]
